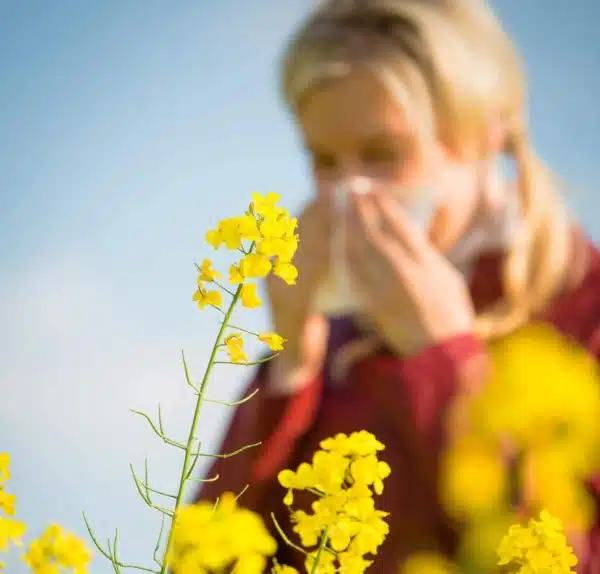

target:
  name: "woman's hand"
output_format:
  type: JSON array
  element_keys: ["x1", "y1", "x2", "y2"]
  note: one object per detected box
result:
[
  {"x1": 265, "y1": 200, "x2": 331, "y2": 393},
  {"x1": 346, "y1": 189, "x2": 476, "y2": 356}
]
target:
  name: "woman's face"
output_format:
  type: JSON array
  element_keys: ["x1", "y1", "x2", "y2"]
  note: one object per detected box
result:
[{"x1": 297, "y1": 69, "x2": 486, "y2": 251}]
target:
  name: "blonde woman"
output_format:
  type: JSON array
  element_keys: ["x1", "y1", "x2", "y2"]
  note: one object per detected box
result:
[{"x1": 196, "y1": 0, "x2": 600, "y2": 571}]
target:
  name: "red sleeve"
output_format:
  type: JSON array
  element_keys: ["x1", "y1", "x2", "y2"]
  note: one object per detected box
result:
[{"x1": 395, "y1": 333, "x2": 489, "y2": 443}]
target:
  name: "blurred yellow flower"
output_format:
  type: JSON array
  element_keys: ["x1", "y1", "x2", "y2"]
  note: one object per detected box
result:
[
  {"x1": 167, "y1": 492, "x2": 276, "y2": 574},
  {"x1": 523, "y1": 447, "x2": 596, "y2": 531},
  {"x1": 22, "y1": 523, "x2": 91, "y2": 574},
  {"x1": 400, "y1": 552, "x2": 457, "y2": 574},
  {"x1": 271, "y1": 562, "x2": 299, "y2": 574},
  {"x1": 0, "y1": 453, "x2": 26, "y2": 558},
  {"x1": 439, "y1": 435, "x2": 507, "y2": 520},
  {"x1": 442, "y1": 322, "x2": 600, "y2": 535},
  {"x1": 471, "y1": 323, "x2": 600, "y2": 468},
  {"x1": 0, "y1": 455, "x2": 9, "y2": 484},
  {"x1": 0, "y1": 492, "x2": 15, "y2": 517},
  {"x1": 0, "y1": 516, "x2": 26, "y2": 551},
  {"x1": 458, "y1": 513, "x2": 518, "y2": 572}
]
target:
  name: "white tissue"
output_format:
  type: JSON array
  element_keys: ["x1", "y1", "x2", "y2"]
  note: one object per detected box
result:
[{"x1": 313, "y1": 177, "x2": 437, "y2": 316}]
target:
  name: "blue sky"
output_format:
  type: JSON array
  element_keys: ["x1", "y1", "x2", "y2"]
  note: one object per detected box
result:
[{"x1": 0, "y1": 1, "x2": 598, "y2": 572}]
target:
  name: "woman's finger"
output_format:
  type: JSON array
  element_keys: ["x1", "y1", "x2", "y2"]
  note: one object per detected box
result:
[
  {"x1": 348, "y1": 190, "x2": 416, "y2": 268},
  {"x1": 371, "y1": 190, "x2": 431, "y2": 259}
]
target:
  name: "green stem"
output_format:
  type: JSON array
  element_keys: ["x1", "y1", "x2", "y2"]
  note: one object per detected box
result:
[
  {"x1": 310, "y1": 527, "x2": 329, "y2": 574},
  {"x1": 160, "y1": 284, "x2": 243, "y2": 573}
]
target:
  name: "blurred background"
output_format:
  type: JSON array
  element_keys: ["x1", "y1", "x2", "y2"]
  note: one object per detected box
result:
[{"x1": 0, "y1": 1, "x2": 598, "y2": 572}]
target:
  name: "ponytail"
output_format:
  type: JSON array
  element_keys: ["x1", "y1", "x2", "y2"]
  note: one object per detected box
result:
[{"x1": 475, "y1": 127, "x2": 573, "y2": 339}]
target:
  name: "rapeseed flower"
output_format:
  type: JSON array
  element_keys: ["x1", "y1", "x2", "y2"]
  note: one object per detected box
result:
[
  {"x1": 22, "y1": 524, "x2": 91, "y2": 574},
  {"x1": 471, "y1": 324, "x2": 600, "y2": 472},
  {"x1": 197, "y1": 258, "x2": 222, "y2": 282},
  {"x1": 195, "y1": 192, "x2": 298, "y2": 361},
  {"x1": 240, "y1": 283, "x2": 262, "y2": 308},
  {"x1": 0, "y1": 455, "x2": 8, "y2": 484},
  {"x1": 277, "y1": 431, "x2": 390, "y2": 573},
  {"x1": 0, "y1": 453, "x2": 26, "y2": 561},
  {"x1": 441, "y1": 323, "x2": 600, "y2": 534},
  {"x1": 497, "y1": 510, "x2": 577, "y2": 574},
  {"x1": 167, "y1": 492, "x2": 276, "y2": 574},
  {"x1": 439, "y1": 435, "x2": 507, "y2": 520},
  {"x1": 400, "y1": 552, "x2": 457, "y2": 574},
  {"x1": 224, "y1": 334, "x2": 248, "y2": 364},
  {"x1": 193, "y1": 287, "x2": 222, "y2": 309},
  {"x1": 258, "y1": 332, "x2": 286, "y2": 351}
]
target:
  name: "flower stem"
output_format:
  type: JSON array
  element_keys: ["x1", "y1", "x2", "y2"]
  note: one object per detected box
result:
[
  {"x1": 160, "y1": 284, "x2": 243, "y2": 573},
  {"x1": 310, "y1": 527, "x2": 329, "y2": 574}
]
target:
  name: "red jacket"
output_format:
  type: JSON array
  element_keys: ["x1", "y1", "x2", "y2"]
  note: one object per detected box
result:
[{"x1": 194, "y1": 235, "x2": 600, "y2": 573}]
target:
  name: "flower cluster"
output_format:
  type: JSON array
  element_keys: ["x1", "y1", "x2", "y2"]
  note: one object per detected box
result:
[
  {"x1": 277, "y1": 431, "x2": 391, "y2": 573},
  {"x1": 399, "y1": 552, "x2": 458, "y2": 574},
  {"x1": 1, "y1": 454, "x2": 90, "y2": 573},
  {"x1": 167, "y1": 492, "x2": 277, "y2": 574},
  {"x1": 0, "y1": 453, "x2": 26, "y2": 569},
  {"x1": 194, "y1": 192, "x2": 297, "y2": 364},
  {"x1": 437, "y1": 323, "x2": 600, "y2": 571},
  {"x1": 23, "y1": 524, "x2": 91, "y2": 574},
  {"x1": 497, "y1": 510, "x2": 578, "y2": 574}
]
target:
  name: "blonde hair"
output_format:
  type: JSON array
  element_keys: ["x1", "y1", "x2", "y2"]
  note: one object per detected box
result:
[{"x1": 280, "y1": 0, "x2": 573, "y2": 340}]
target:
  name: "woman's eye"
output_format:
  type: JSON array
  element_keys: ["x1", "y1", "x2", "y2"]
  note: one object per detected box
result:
[{"x1": 311, "y1": 153, "x2": 336, "y2": 171}]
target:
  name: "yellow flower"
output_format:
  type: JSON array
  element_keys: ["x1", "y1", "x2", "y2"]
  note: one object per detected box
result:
[
  {"x1": 241, "y1": 254, "x2": 272, "y2": 279},
  {"x1": 235, "y1": 214, "x2": 262, "y2": 242},
  {"x1": 206, "y1": 218, "x2": 241, "y2": 249},
  {"x1": 233, "y1": 553, "x2": 268, "y2": 574},
  {"x1": 458, "y1": 513, "x2": 518, "y2": 572},
  {"x1": 439, "y1": 435, "x2": 506, "y2": 520},
  {"x1": 167, "y1": 493, "x2": 277, "y2": 574},
  {"x1": 197, "y1": 258, "x2": 222, "y2": 282},
  {"x1": 524, "y1": 446, "x2": 596, "y2": 530},
  {"x1": 271, "y1": 562, "x2": 299, "y2": 574},
  {"x1": 278, "y1": 431, "x2": 390, "y2": 568},
  {"x1": 471, "y1": 323, "x2": 600, "y2": 466},
  {"x1": 305, "y1": 549, "x2": 336, "y2": 574},
  {"x1": 258, "y1": 332, "x2": 286, "y2": 351},
  {"x1": 251, "y1": 192, "x2": 283, "y2": 218},
  {"x1": 0, "y1": 491, "x2": 15, "y2": 516},
  {"x1": 193, "y1": 287, "x2": 222, "y2": 309},
  {"x1": 0, "y1": 454, "x2": 9, "y2": 484},
  {"x1": 320, "y1": 431, "x2": 385, "y2": 458},
  {"x1": 350, "y1": 455, "x2": 391, "y2": 495},
  {"x1": 497, "y1": 510, "x2": 578, "y2": 574},
  {"x1": 224, "y1": 334, "x2": 248, "y2": 364},
  {"x1": 22, "y1": 523, "x2": 91, "y2": 574},
  {"x1": 240, "y1": 283, "x2": 262, "y2": 308},
  {"x1": 0, "y1": 516, "x2": 26, "y2": 551},
  {"x1": 400, "y1": 552, "x2": 457, "y2": 574},
  {"x1": 229, "y1": 263, "x2": 244, "y2": 284},
  {"x1": 273, "y1": 261, "x2": 298, "y2": 285},
  {"x1": 338, "y1": 551, "x2": 373, "y2": 574},
  {"x1": 347, "y1": 511, "x2": 390, "y2": 556}
]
